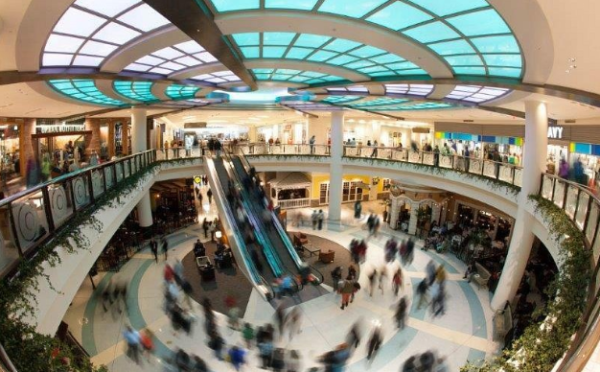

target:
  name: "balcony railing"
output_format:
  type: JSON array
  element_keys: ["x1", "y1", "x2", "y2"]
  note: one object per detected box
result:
[
  {"x1": 276, "y1": 198, "x2": 311, "y2": 210},
  {"x1": 238, "y1": 143, "x2": 523, "y2": 187},
  {"x1": 0, "y1": 150, "x2": 156, "y2": 279}
]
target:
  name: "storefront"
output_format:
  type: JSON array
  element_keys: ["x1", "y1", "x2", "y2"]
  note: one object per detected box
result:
[
  {"x1": 257, "y1": 122, "x2": 306, "y2": 144},
  {"x1": 269, "y1": 172, "x2": 312, "y2": 209},
  {"x1": 34, "y1": 121, "x2": 91, "y2": 166}
]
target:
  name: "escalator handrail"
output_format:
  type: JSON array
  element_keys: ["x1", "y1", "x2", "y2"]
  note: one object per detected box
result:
[
  {"x1": 204, "y1": 157, "x2": 273, "y2": 299},
  {"x1": 236, "y1": 150, "x2": 326, "y2": 285},
  {"x1": 222, "y1": 152, "x2": 302, "y2": 293},
  {"x1": 219, "y1": 153, "x2": 284, "y2": 278}
]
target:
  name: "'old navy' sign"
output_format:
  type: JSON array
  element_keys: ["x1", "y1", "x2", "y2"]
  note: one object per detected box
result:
[{"x1": 548, "y1": 126, "x2": 564, "y2": 139}]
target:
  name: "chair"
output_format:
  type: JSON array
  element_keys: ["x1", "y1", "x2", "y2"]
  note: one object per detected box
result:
[
  {"x1": 293, "y1": 232, "x2": 308, "y2": 247},
  {"x1": 196, "y1": 256, "x2": 211, "y2": 269},
  {"x1": 319, "y1": 250, "x2": 335, "y2": 264}
]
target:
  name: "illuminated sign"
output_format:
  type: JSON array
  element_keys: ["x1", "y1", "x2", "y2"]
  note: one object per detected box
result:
[{"x1": 547, "y1": 126, "x2": 564, "y2": 139}]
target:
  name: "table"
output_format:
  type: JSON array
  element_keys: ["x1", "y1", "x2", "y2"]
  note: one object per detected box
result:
[{"x1": 305, "y1": 245, "x2": 320, "y2": 257}]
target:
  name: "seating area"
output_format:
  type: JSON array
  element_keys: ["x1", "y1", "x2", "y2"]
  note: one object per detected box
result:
[
  {"x1": 472, "y1": 262, "x2": 491, "y2": 289},
  {"x1": 196, "y1": 256, "x2": 215, "y2": 281}
]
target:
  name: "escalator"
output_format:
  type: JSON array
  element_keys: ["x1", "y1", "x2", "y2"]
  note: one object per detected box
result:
[
  {"x1": 227, "y1": 153, "x2": 326, "y2": 301},
  {"x1": 203, "y1": 156, "x2": 273, "y2": 300}
]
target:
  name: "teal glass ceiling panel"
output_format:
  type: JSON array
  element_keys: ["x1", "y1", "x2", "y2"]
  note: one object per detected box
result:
[
  {"x1": 447, "y1": 9, "x2": 511, "y2": 37},
  {"x1": 406, "y1": 0, "x2": 489, "y2": 17},
  {"x1": 285, "y1": 47, "x2": 313, "y2": 59},
  {"x1": 209, "y1": 0, "x2": 259, "y2": 12},
  {"x1": 211, "y1": 1, "x2": 523, "y2": 80},
  {"x1": 454, "y1": 67, "x2": 486, "y2": 75},
  {"x1": 307, "y1": 50, "x2": 337, "y2": 62},
  {"x1": 327, "y1": 55, "x2": 359, "y2": 65},
  {"x1": 403, "y1": 22, "x2": 459, "y2": 43},
  {"x1": 471, "y1": 35, "x2": 520, "y2": 53},
  {"x1": 322, "y1": 95, "x2": 364, "y2": 104},
  {"x1": 49, "y1": 79, "x2": 125, "y2": 106},
  {"x1": 240, "y1": 47, "x2": 260, "y2": 58},
  {"x1": 351, "y1": 97, "x2": 410, "y2": 108},
  {"x1": 482, "y1": 54, "x2": 522, "y2": 68},
  {"x1": 349, "y1": 45, "x2": 386, "y2": 58},
  {"x1": 366, "y1": 2, "x2": 432, "y2": 31},
  {"x1": 295, "y1": 34, "x2": 331, "y2": 48},
  {"x1": 396, "y1": 69, "x2": 427, "y2": 75},
  {"x1": 233, "y1": 33, "x2": 259, "y2": 46},
  {"x1": 265, "y1": 0, "x2": 319, "y2": 10},
  {"x1": 165, "y1": 84, "x2": 200, "y2": 100},
  {"x1": 251, "y1": 68, "x2": 344, "y2": 85},
  {"x1": 263, "y1": 46, "x2": 287, "y2": 58},
  {"x1": 323, "y1": 39, "x2": 361, "y2": 53},
  {"x1": 444, "y1": 55, "x2": 483, "y2": 66},
  {"x1": 114, "y1": 81, "x2": 158, "y2": 102},
  {"x1": 230, "y1": 32, "x2": 431, "y2": 78},
  {"x1": 428, "y1": 40, "x2": 475, "y2": 56},
  {"x1": 487, "y1": 67, "x2": 521, "y2": 78},
  {"x1": 263, "y1": 32, "x2": 296, "y2": 45},
  {"x1": 371, "y1": 54, "x2": 405, "y2": 64},
  {"x1": 318, "y1": 0, "x2": 387, "y2": 18}
]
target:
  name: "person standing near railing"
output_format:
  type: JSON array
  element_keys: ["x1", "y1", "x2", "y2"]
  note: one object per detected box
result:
[
  {"x1": 370, "y1": 140, "x2": 379, "y2": 158},
  {"x1": 309, "y1": 135, "x2": 316, "y2": 155},
  {"x1": 464, "y1": 146, "x2": 470, "y2": 172},
  {"x1": 433, "y1": 146, "x2": 440, "y2": 167}
]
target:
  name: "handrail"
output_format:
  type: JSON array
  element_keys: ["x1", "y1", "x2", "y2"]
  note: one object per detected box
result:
[
  {"x1": 0, "y1": 149, "x2": 156, "y2": 279},
  {"x1": 203, "y1": 156, "x2": 273, "y2": 300},
  {"x1": 218, "y1": 152, "x2": 285, "y2": 278},
  {"x1": 223, "y1": 151, "x2": 303, "y2": 292},
  {"x1": 236, "y1": 149, "x2": 325, "y2": 286}
]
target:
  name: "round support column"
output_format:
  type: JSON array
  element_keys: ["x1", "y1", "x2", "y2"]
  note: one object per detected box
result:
[
  {"x1": 491, "y1": 101, "x2": 548, "y2": 310},
  {"x1": 327, "y1": 111, "x2": 344, "y2": 230},
  {"x1": 131, "y1": 107, "x2": 153, "y2": 228}
]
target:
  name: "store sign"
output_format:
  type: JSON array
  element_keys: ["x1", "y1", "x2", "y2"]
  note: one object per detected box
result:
[{"x1": 548, "y1": 126, "x2": 564, "y2": 139}]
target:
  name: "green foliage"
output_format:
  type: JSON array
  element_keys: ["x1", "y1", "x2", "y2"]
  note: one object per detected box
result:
[
  {"x1": 464, "y1": 195, "x2": 592, "y2": 372},
  {"x1": 0, "y1": 159, "x2": 172, "y2": 372}
]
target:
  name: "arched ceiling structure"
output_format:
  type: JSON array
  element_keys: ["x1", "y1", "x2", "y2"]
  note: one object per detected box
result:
[{"x1": 2, "y1": 0, "x2": 600, "y2": 121}]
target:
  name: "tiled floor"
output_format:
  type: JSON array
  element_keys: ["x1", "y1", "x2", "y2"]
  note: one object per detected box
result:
[{"x1": 62, "y1": 199, "x2": 500, "y2": 371}]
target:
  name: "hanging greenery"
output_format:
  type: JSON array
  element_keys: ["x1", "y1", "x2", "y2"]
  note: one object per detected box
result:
[
  {"x1": 462, "y1": 195, "x2": 591, "y2": 372},
  {"x1": 0, "y1": 157, "x2": 189, "y2": 371}
]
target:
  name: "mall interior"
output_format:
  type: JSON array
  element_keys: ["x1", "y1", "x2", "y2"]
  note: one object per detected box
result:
[{"x1": 1, "y1": 1, "x2": 600, "y2": 372}]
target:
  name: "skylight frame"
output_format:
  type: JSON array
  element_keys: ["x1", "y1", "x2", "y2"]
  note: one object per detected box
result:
[
  {"x1": 445, "y1": 85, "x2": 510, "y2": 104},
  {"x1": 124, "y1": 41, "x2": 215, "y2": 76},
  {"x1": 206, "y1": 0, "x2": 524, "y2": 79},
  {"x1": 113, "y1": 81, "x2": 159, "y2": 103},
  {"x1": 228, "y1": 32, "x2": 429, "y2": 78},
  {"x1": 250, "y1": 68, "x2": 345, "y2": 85},
  {"x1": 48, "y1": 79, "x2": 126, "y2": 106},
  {"x1": 384, "y1": 84, "x2": 434, "y2": 96},
  {"x1": 191, "y1": 71, "x2": 242, "y2": 84},
  {"x1": 165, "y1": 84, "x2": 201, "y2": 100},
  {"x1": 42, "y1": 1, "x2": 171, "y2": 68}
]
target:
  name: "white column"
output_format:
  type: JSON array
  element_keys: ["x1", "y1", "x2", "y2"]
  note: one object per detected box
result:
[
  {"x1": 131, "y1": 107, "x2": 153, "y2": 228},
  {"x1": 328, "y1": 111, "x2": 344, "y2": 230},
  {"x1": 492, "y1": 101, "x2": 548, "y2": 310}
]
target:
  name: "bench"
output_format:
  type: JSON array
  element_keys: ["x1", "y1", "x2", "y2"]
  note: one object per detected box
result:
[
  {"x1": 472, "y1": 262, "x2": 491, "y2": 289},
  {"x1": 493, "y1": 301, "x2": 513, "y2": 340}
]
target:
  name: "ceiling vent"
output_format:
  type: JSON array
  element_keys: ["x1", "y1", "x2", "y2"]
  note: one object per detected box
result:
[
  {"x1": 463, "y1": 120, "x2": 474, "y2": 123},
  {"x1": 565, "y1": 119, "x2": 576, "y2": 124}
]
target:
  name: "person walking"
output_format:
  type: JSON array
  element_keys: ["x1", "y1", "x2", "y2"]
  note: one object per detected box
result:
[
  {"x1": 161, "y1": 236, "x2": 169, "y2": 260},
  {"x1": 331, "y1": 266, "x2": 343, "y2": 292},
  {"x1": 150, "y1": 237, "x2": 158, "y2": 263},
  {"x1": 311, "y1": 210, "x2": 318, "y2": 230},
  {"x1": 392, "y1": 267, "x2": 403, "y2": 296},
  {"x1": 207, "y1": 188, "x2": 213, "y2": 204},
  {"x1": 258, "y1": 338, "x2": 274, "y2": 369},
  {"x1": 242, "y1": 323, "x2": 255, "y2": 349},
  {"x1": 366, "y1": 326, "x2": 382, "y2": 363},
  {"x1": 354, "y1": 200, "x2": 362, "y2": 219},
  {"x1": 228, "y1": 345, "x2": 246, "y2": 371},
  {"x1": 123, "y1": 326, "x2": 142, "y2": 364},
  {"x1": 378, "y1": 265, "x2": 388, "y2": 295},
  {"x1": 416, "y1": 279, "x2": 429, "y2": 309},
  {"x1": 317, "y1": 209, "x2": 324, "y2": 230},
  {"x1": 395, "y1": 296, "x2": 408, "y2": 330},
  {"x1": 340, "y1": 278, "x2": 356, "y2": 310},
  {"x1": 202, "y1": 218, "x2": 209, "y2": 238},
  {"x1": 368, "y1": 269, "x2": 377, "y2": 297}
]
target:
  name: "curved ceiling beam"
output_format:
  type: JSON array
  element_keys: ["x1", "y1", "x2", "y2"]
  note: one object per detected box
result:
[
  {"x1": 488, "y1": 0, "x2": 554, "y2": 85},
  {"x1": 428, "y1": 85, "x2": 457, "y2": 100},
  {"x1": 101, "y1": 26, "x2": 189, "y2": 73},
  {"x1": 96, "y1": 80, "x2": 136, "y2": 104},
  {"x1": 151, "y1": 82, "x2": 171, "y2": 101},
  {"x1": 168, "y1": 62, "x2": 228, "y2": 80},
  {"x1": 143, "y1": 0, "x2": 257, "y2": 90},
  {"x1": 215, "y1": 11, "x2": 453, "y2": 79},
  {"x1": 15, "y1": 0, "x2": 72, "y2": 71}
]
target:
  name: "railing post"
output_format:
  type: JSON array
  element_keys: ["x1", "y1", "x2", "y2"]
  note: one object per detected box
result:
[
  {"x1": 562, "y1": 181, "x2": 569, "y2": 210},
  {"x1": 87, "y1": 170, "x2": 95, "y2": 204},
  {"x1": 41, "y1": 185, "x2": 56, "y2": 233},
  {"x1": 551, "y1": 176, "x2": 557, "y2": 202},
  {"x1": 512, "y1": 167, "x2": 516, "y2": 185},
  {"x1": 574, "y1": 189, "x2": 582, "y2": 223},
  {"x1": 583, "y1": 196, "x2": 594, "y2": 235}
]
